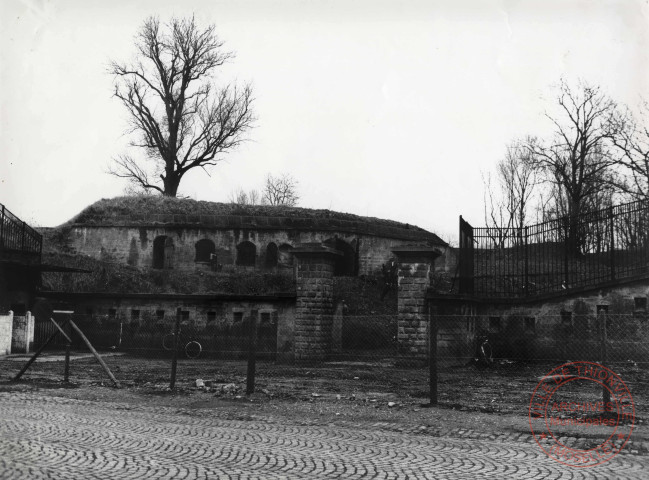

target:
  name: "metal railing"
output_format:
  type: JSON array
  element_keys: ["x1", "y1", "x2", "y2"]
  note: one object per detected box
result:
[
  {"x1": 0, "y1": 203, "x2": 42, "y2": 257},
  {"x1": 460, "y1": 199, "x2": 649, "y2": 298}
]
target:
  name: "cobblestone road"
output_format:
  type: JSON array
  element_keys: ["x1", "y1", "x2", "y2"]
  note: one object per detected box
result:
[{"x1": 0, "y1": 392, "x2": 647, "y2": 479}]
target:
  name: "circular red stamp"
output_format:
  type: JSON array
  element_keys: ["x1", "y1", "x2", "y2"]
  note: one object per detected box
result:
[{"x1": 528, "y1": 361, "x2": 635, "y2": 467}]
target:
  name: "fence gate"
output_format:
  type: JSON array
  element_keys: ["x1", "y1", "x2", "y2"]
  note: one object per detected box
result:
[{"x1": 458, "y1": 215, "x2": 474, "y2": 294}]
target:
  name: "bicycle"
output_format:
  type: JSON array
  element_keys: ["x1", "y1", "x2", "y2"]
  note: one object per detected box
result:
[{"x1": 162, "y1": 329, "x2": 202, "y2": 359}]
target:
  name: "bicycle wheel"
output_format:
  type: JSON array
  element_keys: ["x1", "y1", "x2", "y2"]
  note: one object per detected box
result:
[
  {"x1": 185, "y1": 340, "x2": 202, "y2": 359},
  {"x1": 162, "y1": 333, "x2": 176, "y2": 351}
]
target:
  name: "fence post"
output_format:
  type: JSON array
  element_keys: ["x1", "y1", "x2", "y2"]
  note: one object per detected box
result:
[
  {"x1": 524, "y1": 226, "x2": 529, "y2": 296},
  {"x1": 609, "y1": 207, "x2": 615, "y2": 281},
  {"x1": 598, "y1": 308, "x2": 611, "y2": 405},
  {"x1": 246, "y1": 311, "x2": 258, "y2": 395},
  {"x1": 1, "y1": 205, "x2": 4, "y2": 246},
  {"x1": 64, "y1": 322, "x2": 71, "y2": 382},
  {"x1": 428, "y1": 304, "x2": 438, "y2": 405},
  {"x1": 169, "y1": 310, "x2": 181, "y2": 390}
]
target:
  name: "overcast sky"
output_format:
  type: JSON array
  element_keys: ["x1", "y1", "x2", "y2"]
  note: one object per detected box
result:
[{"x1": 1, "y1": 0, "x2": 648, "y2": 241}]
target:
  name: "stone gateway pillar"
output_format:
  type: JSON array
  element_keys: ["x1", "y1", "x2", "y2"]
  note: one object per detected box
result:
[
  {"x1": 391, "y1": 246, "x2": 441, "y2": 357},
  {"x1": 292, "y1": 243, "x2": 342, "y2": 362}
]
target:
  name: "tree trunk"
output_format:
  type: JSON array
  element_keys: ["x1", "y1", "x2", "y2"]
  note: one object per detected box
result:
[{"x1": 163, "y1": 174, "x2": 181, "y2": 197}]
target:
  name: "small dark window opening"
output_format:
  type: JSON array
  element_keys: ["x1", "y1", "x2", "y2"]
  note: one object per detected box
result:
[
  {"x1": 596, "y1": 305, "x2": 609, "y2": 314},
  {"x1": 236, "y1": 241, "x2": 256, "y2": 267},
  {"x1": 207, "y1": 311, "x2": 217, "y2": 323},
  {"x1": 634, "y1": 297, "x2": 647, "y2": 312},
  {"x1": 525, "y1": 317, "x2": 536, "y2": 332},
  {"x1": 489, "y1": 317, "x2": 501, "y2": 331},
  {"x1": 181, "y1": 311, "x2": 190, "y2": 321},
  {"x1": 108, "y1": 309, "x2": 117, "y2": 319},
  {"x1": 265, "y1": 242, "x2": 278, "y2": 268},
  {"x1": 260, "y1": 312, "x2": 271, "y2": 324},
  {"x1": 156, "y1": 310, "x2": 165, "y2": 321},
  {"x1": 195, "y1": 239, "x2": 216, "y2": 262},
  {"x1": 233, "y1": 311, "x2": 244, "y2": 323},
  {"x1": 131, "y1": 309, "x2": 140, "y2": 320}
]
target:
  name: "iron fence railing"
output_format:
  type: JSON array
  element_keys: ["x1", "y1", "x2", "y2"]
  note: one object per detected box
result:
[
  {"x1": 460, "y1": 199, "x2": 649, "y2": 298},
  {"x1": 0, "y1": 203, "x2": 42, "y2": 257}
]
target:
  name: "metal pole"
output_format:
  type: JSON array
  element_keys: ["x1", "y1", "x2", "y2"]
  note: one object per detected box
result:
[
  {"x1": 524, "y1": 226, "x2": 529, "y2": 296},
  {"x1": 169, "y1": 310, "x2": 181, "y2": 390},
  {"x1": 429, "y1": 304, "x2": 438, "y2": 405},
  {"x1": 599, "y1": 309, "x2": 611, "y2": 405},
  {"x1": 246, "y1": 311, "x2": 258, "y2": 395},
  {"x1": 64, "y1": 343, "x2": 71, "y2": 383},
  {"x1": 610, "y1": 207, "x2": 615, "y2": 281}
]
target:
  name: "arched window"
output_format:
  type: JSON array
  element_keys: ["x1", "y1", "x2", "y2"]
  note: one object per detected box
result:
[
  {"x1": 278, "y1": 244, "x2": 294, "y2": 267},
  {"x1": 265, "y1": 242, "x2": 278, "y2": 268},
  {"x1": 324, "y1": 238, "x2": 356, "y2": 276},
  {"x1": 195, "y1": 239, "x2": 216, "y2": 262},
  {"x1": 236, "y1": 241, "x2": 256, "y2": 267},
  {"x1": 153, "y1": 235, "x2": 174, "y2": 269}
]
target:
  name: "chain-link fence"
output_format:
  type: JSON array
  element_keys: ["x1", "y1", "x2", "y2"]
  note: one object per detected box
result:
[{"x1": 3, "y1": 312, "x2": 647, "y2": 412}]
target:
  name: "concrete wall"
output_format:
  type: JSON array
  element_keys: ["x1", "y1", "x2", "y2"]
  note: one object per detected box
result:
[
  {"x1": 11, "y1": 312, "x2": 34, "y2": 353},
  {"x1": 0, "y1": 311, "x2": 13, "y2": 355},
  {"x1": 58, "y1": 225, "x2": 445, "y2": 276}
]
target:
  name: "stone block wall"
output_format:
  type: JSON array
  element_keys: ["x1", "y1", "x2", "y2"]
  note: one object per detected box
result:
[
  {"x1": 293, "y1": 245, "x2": 338, "y2": 361},
  {"x1": 393, "y1": 247, "x2": 441, "y2": 357},
  {"x1": 11, "y1": 312, "x2": 34, "y2": 353},
  {"x1": 0, "y1": 311, "x2": 13, "y2": 355}
]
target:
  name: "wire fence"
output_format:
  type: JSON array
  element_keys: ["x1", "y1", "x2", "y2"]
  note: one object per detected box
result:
[{"x1": 0, "y1": 312, "x2": 649, "y2": 411}]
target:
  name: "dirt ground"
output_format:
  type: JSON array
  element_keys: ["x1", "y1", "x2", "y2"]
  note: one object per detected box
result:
[{"x1": 1, "y1": 353, "x2": 647, "y2": 446}]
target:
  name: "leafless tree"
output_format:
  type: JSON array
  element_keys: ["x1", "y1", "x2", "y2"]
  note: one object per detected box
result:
[
  {"x1": 262, "y1": 173, "x2": 299, "y2": 206},
  {"x1": 611, "y1": 101, "x2": 649, "y2": 199},
  {"x1": 483, "y1": 139, "x2": 538, "y2": 246},
  {"x1": 525, "y1": 80, "x2": 621, "y2": 254},
  {"x1": 229, "y1": 187, "x2": 265, "y2": 205},
  {"x1": 109, "y1": 16, "x2": 254, "y2": 196}
]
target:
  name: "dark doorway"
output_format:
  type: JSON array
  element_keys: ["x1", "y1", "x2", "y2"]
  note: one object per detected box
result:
[
  {"x1": 236, "y1": 241, "x2": 256, "y2": 267},
  {"x1": 153, "y1": 235, "x2": 174, "y2": 269},
  {"x1": 265, "y1": 242, "x2": 278, "y2": 268},
  {"x1": 195, "y1": 239, "x2": 216, "y2": 262},
  {"x1": 324, "y1": 238, "x2": 356, "y2": 276}
]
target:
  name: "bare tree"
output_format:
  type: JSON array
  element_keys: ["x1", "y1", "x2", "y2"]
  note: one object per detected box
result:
[
  {"x1": 611, "y1": 101, "x2": 649, "y2": 199},
  {"x1": 262, "y1": 173, "x2": 299, "y2": 206},
  {"x1": 483, "y1": 139, "x2": 537, "y2": 246},
  {"x1": 229, "y1": 187, "x2": 265, "y2": 205},
  {"x1": 525, "y1": 80, "x2": 621, "y2": 254},
  {"x1": 109, "y1": 16, "x2": 254, "y2": 196}
]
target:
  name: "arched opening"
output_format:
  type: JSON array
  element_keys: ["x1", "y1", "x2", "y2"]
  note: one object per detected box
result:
[
  {"x1": 153, "y1": 235, "x2": 174, "y2": 269},
  {"x1": 265, "y1": 242, "x2": 278, "y2": 268},
  {"x1": 195, "y1": 239, "x2": 216, "y2": 262},
  {"x1": 236, "y1": 241, "x2": 256, "y2": 267},
  {"x1": 278, "y1": 244, "x2": 294, "y2": 268},
  {"x1": 324, "y1": 238, "x2": 356, "y2": 276}
]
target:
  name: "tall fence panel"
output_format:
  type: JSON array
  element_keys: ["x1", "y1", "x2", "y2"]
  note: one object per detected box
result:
[{"x1": 462, "y1": 199, "x2": 649, "y2": 298}]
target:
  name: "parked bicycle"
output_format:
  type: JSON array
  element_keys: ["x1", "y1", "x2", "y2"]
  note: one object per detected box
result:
[{"x1": 162, "y1": 329, "x2": 202, "y2": 359}]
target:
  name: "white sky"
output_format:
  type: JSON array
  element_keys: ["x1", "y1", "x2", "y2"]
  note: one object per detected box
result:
[{"x1": 1, "y1": 0, "x2": 648, "y2": 241}]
